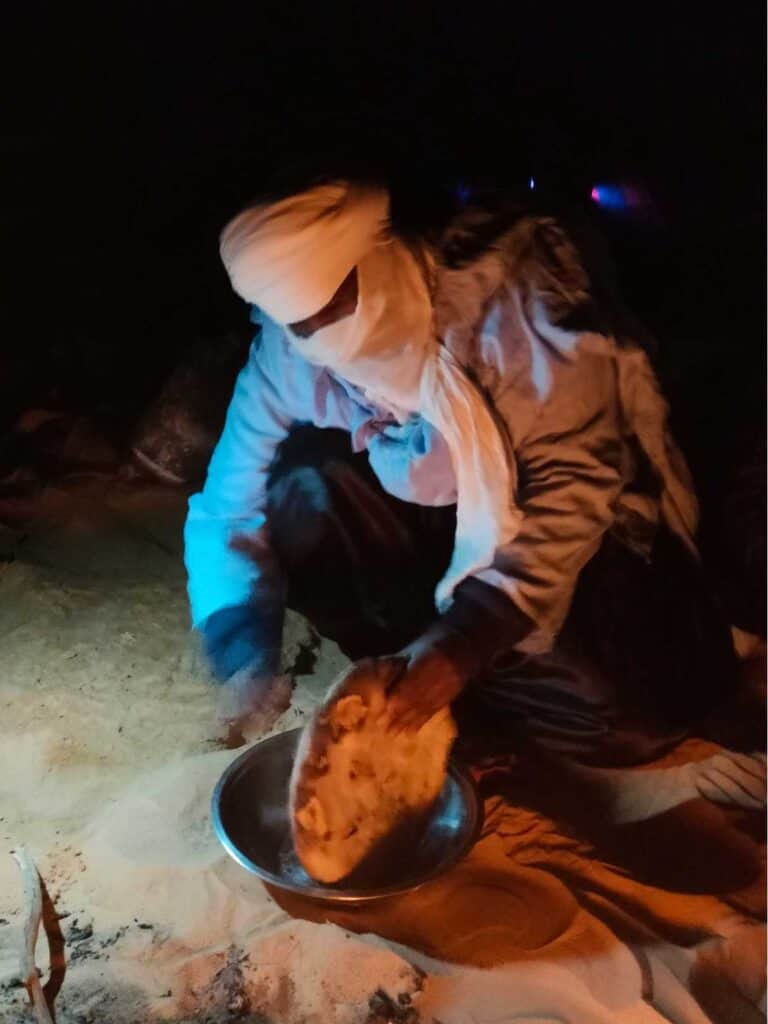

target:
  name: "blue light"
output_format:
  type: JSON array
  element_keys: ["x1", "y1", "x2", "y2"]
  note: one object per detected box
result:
[
  {"x1": 529, "y1": 177, "x2": 535, "y2": 190},
  {"x1": 591, "y1": 184, "x2": 629, "y2": 210}
]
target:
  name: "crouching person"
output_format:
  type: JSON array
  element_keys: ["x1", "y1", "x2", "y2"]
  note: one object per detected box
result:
[{"x1": 184, "y1": 181, "x2": 738, "y2": 765}]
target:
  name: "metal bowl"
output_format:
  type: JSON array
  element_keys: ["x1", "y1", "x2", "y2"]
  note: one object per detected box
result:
[{"x1": 212, "y1": 726, "x2": 482, "y2": 904}]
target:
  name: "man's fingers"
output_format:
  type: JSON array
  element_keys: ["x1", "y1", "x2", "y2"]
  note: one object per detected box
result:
[
  {"x1": 386, "y1": 693, "x2": 419, "y2": 734},
  {"x1": 694, "y1": 752, "x2": 767, "y2": 810},
  {"x1": 708, "y1": 753, "x2": 766, "y2": 795},
  {"x1": 384, "y1": 648, "x2": 461, "y2": 734},
  {"x1": 714, "y1": 765, "x2": 766, "y2": 801},
  {"x1": 390, "y1": 716, "x2": 423, "y2": 736},
  {"x1": 388, "y1": 697, "x2": 436, "y2": 735},
  {"x1": 719, "y1": 752, "x2": 766, "y2": 783},
  {"x1": 696, "y1": 772, "x2": 765, "y2": 810},
  {"x1": 217, "y1": 673, "x2": 293, "y2": 737},
  {"x1": 386, "y1": 701, "x2": 418, "y2": 735},
  {"x1": 383, "y1": 664, "x2": 424, "y2": 726},
  {"x1": 380, "y1": 655, "x2": 412, "y2": 695}
]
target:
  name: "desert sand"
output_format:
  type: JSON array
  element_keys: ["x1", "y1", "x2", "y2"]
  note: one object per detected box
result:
[{"x1": 0, "y1": 478, "x2": 765, "y2": 1023}]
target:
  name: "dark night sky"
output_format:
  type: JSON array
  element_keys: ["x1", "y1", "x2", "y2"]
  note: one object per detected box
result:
[{"x1": 4, "y1": 4, "x2": 766, "y2": 476}]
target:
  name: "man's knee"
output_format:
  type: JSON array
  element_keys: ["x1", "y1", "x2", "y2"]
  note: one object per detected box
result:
[
  {"x1": 265, "y1": 426, "x2": 355, "y2": 564},
  {"x1": 267, "y1": 425, "x2": 352, "y2": 490},
  {"x1": 266, "y1": 464, "x2": 333, "y2": 565}
]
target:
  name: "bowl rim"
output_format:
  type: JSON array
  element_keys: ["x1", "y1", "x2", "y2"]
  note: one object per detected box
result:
[{"x1": 211, "y1": 726, "x2": 483, "y2": 904}]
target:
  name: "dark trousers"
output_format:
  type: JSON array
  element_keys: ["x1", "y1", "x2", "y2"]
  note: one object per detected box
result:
[{"x1": 266, "y1": 427, "x2": 741, "y2": 765}]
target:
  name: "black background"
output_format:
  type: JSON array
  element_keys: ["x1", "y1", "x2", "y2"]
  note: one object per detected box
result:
[{"x1": 4, "y1": 4, "x2": 765, "y2": 492}]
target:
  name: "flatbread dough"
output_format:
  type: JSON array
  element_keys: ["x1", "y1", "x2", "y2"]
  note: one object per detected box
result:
[{"x1": 289, "y1": 659, "x2": 457, "y2": 884}]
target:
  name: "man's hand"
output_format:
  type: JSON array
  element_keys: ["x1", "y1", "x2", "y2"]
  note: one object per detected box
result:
[
  {"x1": 384, "y1": 622, "x2": 476, "y2": 734},
  {"x1": 216, "y1": 668, "x2": 293, "y2": 745},
  {"x1": 383, "y1": 580, "x2": 534, "y2": 733},
  {"x1": 201, "y1": 603, "x2": 290, "y2": 743}
]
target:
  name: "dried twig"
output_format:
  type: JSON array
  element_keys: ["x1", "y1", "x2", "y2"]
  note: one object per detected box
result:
[{"x1": 11, "y1": 845, "x2": 54, "y2": 1024}]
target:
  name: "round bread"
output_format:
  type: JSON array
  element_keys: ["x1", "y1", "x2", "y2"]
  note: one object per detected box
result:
[{"x1": 289, "y1": 659, "x2": 457, "y2": 884}]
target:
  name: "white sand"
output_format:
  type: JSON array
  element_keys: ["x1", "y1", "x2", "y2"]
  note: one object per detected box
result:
[{"x1": 0, "y1": 480, "x2": 764, "y2": 1023}]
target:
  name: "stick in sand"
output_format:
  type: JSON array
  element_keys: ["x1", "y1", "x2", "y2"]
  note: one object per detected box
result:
[{"x1": 11, "y1": 845, "x2": 54, "y2": 1024}]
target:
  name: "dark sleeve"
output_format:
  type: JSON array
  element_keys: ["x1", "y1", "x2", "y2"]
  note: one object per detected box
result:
[
  {"x1": 201, "y1": 600, "x2": 284, "y2": 682},
  {"x1": 439, "y1": 576, "x2": 534, "y2": 677}
]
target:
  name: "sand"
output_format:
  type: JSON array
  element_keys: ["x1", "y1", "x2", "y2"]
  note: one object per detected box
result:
[{"x1": 0, "y1": 478, "x2": 765, "y2": 1023}]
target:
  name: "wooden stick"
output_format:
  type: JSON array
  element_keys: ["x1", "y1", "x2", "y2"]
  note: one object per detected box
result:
[{"x1": 11, "y1": 846, "x2": 54, "y2": 1024}]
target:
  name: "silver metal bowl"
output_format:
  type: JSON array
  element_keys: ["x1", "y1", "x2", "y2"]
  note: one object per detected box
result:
[{"x1": 212, "y1": 726, "x2": 482, "y2": 904}]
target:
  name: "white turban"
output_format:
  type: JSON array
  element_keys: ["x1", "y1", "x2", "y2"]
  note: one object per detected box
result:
[
  {"x1": 220, "y1": 183, "x2": 520, "y2": 612},
  {"x1": 220, "y1": 183, "x2": 389, "y2": 324}
]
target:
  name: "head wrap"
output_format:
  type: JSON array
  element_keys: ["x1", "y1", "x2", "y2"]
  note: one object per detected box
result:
[
  {"x1": 220, "y1": 183, "x2": 519, "y2": 612},
  {"x1": 220, "y1": 183, "x2": 389, "y2": 324}
]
